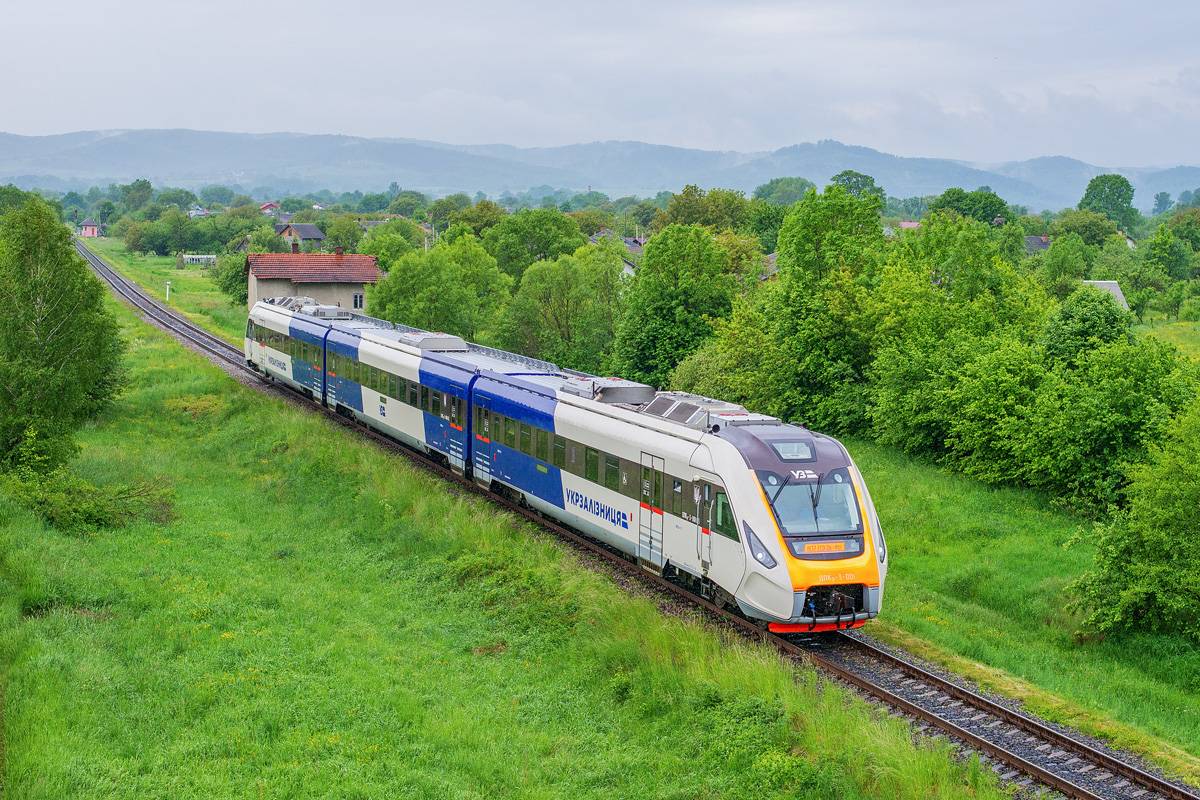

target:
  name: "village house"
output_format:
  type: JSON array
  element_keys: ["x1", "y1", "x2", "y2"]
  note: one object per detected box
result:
[
  {"x1": 245, "y1": 247, "x2": 381, "y2": 310},
  {"x1": 78, "y1": 218, "x2": 102, "y2": 238},
  {"x1": 274, "y1": 222, "x2": 326, "y2": 248},
  {"x1": 259, "y1": 201, "x2": 281, "y2": 215}
]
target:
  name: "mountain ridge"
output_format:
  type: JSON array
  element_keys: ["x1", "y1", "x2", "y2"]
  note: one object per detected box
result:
[{"x1": 2, "y1": 128, "x2": 1197, "y2": 211}]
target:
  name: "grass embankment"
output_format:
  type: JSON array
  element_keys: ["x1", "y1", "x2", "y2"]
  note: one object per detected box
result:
[
  {"x1": 0, "y1": 301, "x2": 1002, "y2": 799},
  {"x1": 86, "y1": 237, "x2": 246, "y2": 345},
  {"x1": 854, "y1": 439, "x2": 1200, "y2": 780},
  {"x1": 1140, "y1": 318, "x2": 1200, "y2": 360},
  {"x1": 88, "y1": 238, "x2": 1200, "y2": 780}
]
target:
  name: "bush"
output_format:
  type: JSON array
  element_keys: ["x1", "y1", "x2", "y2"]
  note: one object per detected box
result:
[
  {"x1": 1041, "y1": 286, "x2": 1132, "y2": 364},
  {"x1": 1071, "y1": 401, "x2": 1200, "y2": 641},
  {"x1": 212, "y1": 253, "x2": 248, "y2": 306},
  {"x1": 1, "y1": 467, "x2": 172, "y2": 533}
]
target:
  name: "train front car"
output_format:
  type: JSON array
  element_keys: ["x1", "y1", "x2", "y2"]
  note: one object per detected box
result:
[{"x1": 711, "y1": 420, "x2": 887, "y2": 633}]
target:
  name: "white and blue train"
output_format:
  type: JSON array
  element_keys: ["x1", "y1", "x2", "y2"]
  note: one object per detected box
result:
[{"x1": 246, "y1": 297, "x2": 887, "y2": 632}]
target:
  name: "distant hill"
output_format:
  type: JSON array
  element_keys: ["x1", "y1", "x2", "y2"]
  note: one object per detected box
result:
[{"x1": 2, "y1": 129, "x2": 1197, "y2": 211}]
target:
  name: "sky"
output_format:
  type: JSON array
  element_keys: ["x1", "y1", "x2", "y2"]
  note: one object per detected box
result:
[{"x1": 7, "y1": 0, "x2": 1199, "y2": 166}]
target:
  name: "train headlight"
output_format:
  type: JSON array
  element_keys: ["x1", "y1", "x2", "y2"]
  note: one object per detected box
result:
[{"x1": 743, "y1": 523, "x2": 777, "y2": 569}]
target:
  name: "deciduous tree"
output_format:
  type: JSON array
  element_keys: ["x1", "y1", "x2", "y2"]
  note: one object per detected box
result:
[{"x1": 1079, "y1": 174, "x2": 1138, "y2": 231}]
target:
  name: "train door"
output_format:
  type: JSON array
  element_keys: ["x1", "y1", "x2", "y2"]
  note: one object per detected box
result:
[
  {"x1": 638, "y1": 453, "x2": 665, "y2": 570},
  {"x1": 472, "y1": 402, "x2": 493, "y2": 486},
  {"x1": 695, "y1": 482, "x2": 712, "y2": 574}
]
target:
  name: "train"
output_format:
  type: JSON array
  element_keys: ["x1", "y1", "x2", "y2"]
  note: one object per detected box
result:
[{"x1": 245, "y1": 297, "x2": 887, "y2": 632}]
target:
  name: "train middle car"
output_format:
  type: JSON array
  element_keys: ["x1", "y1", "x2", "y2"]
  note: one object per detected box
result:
[{"x1": 245, "y1": 297, "x2": 888, "y2": 632}]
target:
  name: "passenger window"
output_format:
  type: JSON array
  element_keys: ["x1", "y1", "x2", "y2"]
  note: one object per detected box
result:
[
  {"x1": 585, "y1": 448, "x2": 600, "y2": 482},
  {"x1": 653, "y1": 470, "x2": 664, "y2": 509},
  {"x1": 535, "y1": 428, "x2": 549, "y2": 461},
  {"x1": 408, "y1": 382, "x2": 419, "y2": 406},
  {"x1": 431, "y1": 392, "x2": 442, "y2": 417},
  {"x1": 713, "y1": 492, "x2": 738, "y2": 540},
  {"x1": 504, "y1": 416, "x2": 518, "y2": 448},
  {"x1": 672, "y1": 479, "x2": 683, "y2": 516},
  {"x1": 552, "y1": 436, "x2": 566, "y2": 467},
  {"x1": 603, "y1": 454, "x2": 620, "y2": 491},
  {"x1": 420, "y1": 385, "x2": 429, "y2": 410},
  {"x1": 519, "y1": 423, "x2": 532, "y2": 454}
]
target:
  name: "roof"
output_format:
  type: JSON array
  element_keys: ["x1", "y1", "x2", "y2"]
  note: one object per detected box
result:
[
  {"x1": 247, "y1": 252, "x2": 381, "y2": 284},
  {"x1": 898, "y1": 220, "x2": 921, "y2": 229},
  {"x1": 281, "y1": 223, "x2": 325, "y2": 241},
  {"x1": 80, "y1": 218, "x2": 98, "y2": 227},
  {"x1": 1025, "y1": 235, "x2": 1051, "y2": 254},
  {"x1": 1081, "y1": 280, "x2": 1129, "y2": 310}
]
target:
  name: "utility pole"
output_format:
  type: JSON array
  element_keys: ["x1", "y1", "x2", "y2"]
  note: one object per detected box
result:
[{"x1": 165, "y1": 280, "x2": 171, "y2": 303}]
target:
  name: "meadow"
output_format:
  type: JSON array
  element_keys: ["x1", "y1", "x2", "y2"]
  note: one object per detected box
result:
[
  {"x1": 82, "y1": 239, "x2": 1200, "y2": 781},
  {"x1": 0, "y1": 300, "x2": 1003, "y2": 799}
]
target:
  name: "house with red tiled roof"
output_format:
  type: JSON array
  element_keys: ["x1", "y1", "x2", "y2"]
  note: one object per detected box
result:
[{"x1": 245, "y1": 246, "x2": 382, "y2": 310}]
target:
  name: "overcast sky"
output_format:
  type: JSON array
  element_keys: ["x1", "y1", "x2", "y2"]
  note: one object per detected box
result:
[{"x1": 8, "y1": 1, "x2": 1198, "y2": 165}]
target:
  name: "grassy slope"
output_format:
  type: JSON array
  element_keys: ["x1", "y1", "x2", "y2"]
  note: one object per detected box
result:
[
  {"x1": 1140, "y1": 318, "x2": 1200, "y2": 361},
  {"x1": 87, "y1": 237, "x2": 246, "y2": 345},
  {"x1": 86, "y1": 239, "x2": 1200, "y2": 779},
  {"x1": 0, "y1": 301, "x2": 1002, "y2": 799}
]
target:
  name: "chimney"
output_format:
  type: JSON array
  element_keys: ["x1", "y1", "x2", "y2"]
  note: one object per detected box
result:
[
  {"x1": 335, "y1": 245, "x2": 344, "y2": 256},
  {"x1": 291, "y1": 241, "x2": 299, "y2": 254}
]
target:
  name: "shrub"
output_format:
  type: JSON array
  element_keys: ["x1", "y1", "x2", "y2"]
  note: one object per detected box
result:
[
  {"x1": 1041, "y1": 286, "x2": 1132, "y2": 364},
  {"x1": 1, "y1": 467, "x2": 173, "y2": 533},
  {"x1": 1071, "y1": 401, "x2": 1200, "y2": 641}
]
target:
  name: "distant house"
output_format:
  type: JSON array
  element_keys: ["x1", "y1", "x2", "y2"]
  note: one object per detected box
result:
[
  {"x1": 187, "y1": 205, "x2": 211, "y2": 219},
  {"x1": 1025, "y1": 234, "x2": 1051, "y2": 255},
  {"x1": 259, "y1": 201, "x2": 281, "y2": 215},
  {"x1": 588, "y1": 229, "x2": 642, "y2": 276},
  {"x1": 246, "y1": 248, "x2": 382, "y2": 310},
  {"x1": 311, "y1": 202, "x2": 327, "y2": 211},
  {"x1": 275, "y1": 222, "x2": 326, "y2": 248},
  {"x1": 1082, "y1": 280, "x2": 1130, "y2": 310},
  {"x1": 79, "y1": 218, "x2": 102, "y2": 238},
  {"x1": 898, "y1": 220, "x2": 921, "y2": 230}
]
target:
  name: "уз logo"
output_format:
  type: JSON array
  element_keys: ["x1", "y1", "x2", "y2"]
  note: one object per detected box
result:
[{"x1": 565, "y1": 488, "x2": 629, "y2": 529}]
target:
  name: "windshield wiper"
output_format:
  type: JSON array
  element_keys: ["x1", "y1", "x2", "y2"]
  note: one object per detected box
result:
[
  {"x1": 770, "y1": 473, "x2": 792, "y2": 505},
  {"x1": 805, "y1": 472, "x2": 825, "y2": 533}
]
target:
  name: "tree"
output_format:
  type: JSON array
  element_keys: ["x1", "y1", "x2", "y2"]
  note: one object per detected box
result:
[
  {"x1": 498, "y1": 241, "x2": 627, "y2": 372},
  {"x1": 775, "y1": 184, "x2": 885, "y2": 285},
  {"x1": 120, "y1": 178, "x2": 153, "y2": 211},
  {"x1": 427, "y1": 193, "x2": 472, "y2": 229},
  {"x1": 1153, "y1": 191, "x2": 1173, "y2": 216},
  {"x1": 212, "y1": 253, "x2": 249, "y2": 306},
  {"x1": 1167, "y1": 208, "x2": 1200, "y2": 252},
  {"x1": 1079, "y1": 174, "x2": 1137, "y2": 231},
  {"x1": 568, "y1": 208, "x2": 611, "y2": 237},
  {"x1": 752, "y1": 176, "x2": 816, "y2": 206},
  {"x1": 388, "y1": 190, "x2": 428, "y2": 217},
  {"x1": 324, "y1": 216, "x2": 363, "y2": 252},
  {"x1": 1072, "y1": 400, "x2": 1200, "y2": 642},
  {"x1": 1037, "y1": 232, "x2": 1091, "y2": 299},
  {"x1": 157, "y1": 187, "x2": 197, "y2": 210},
  {"x1": 0, "y1": 198, "x2": 125, "y2": 470},
  {"x1": 95, "y1": 200, "x2": 117, "y2": 224},
  {"x1": 245, "y1": 226, "x2": 288, "y2": 254},
  {"x1": 746, "y1": 200, "x2": 788, "y2": 253},
  {"x1": 1041, "y1": 286, "x2": 1132, "y2": 364},
  {"x1": 928, "y1": 187, "x2": 1010, "y2": 223},
  {"x1": 369, "y1": 235, "x2": 511, "y2": 341},
  {"x1": 358, "y1": 192, "x2": 390, "y2": 213},
  {"x1": 199, "y1": 185, "x2": 236, "y2": 207},
  {"x1": 482, "y1": 208, "x2": 586, "y2": 280},
  {"x1": 658, "y1": 185, "x2": 749, "y2": 231},
  {"x1": 829, "y1": 170, "x2": 884, "y2": 200},
  {"x1": 1051, "y1": 209, "x2": 1119, "y2": 246},
  {"x1": 610, "y1": 225, "x2": 733, "y2": 388},
  {"x1": 1143, "y1": 224, "x2": 1195, "y2": 281},
  {"x1": 450, "y1": 200, "x2": 507, "y2": 236}
]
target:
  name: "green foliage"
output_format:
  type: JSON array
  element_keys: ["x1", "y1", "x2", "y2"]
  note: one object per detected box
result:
[
  {"x1": 611, "y1": 225, "x2": 732, "y2": 388},
  {"x1": 323, "y1": 215, "x2": 363, "y2": 252},
  {"x1": 211, "y1": 253, "x2": 249, "y2": 306},
  {"x1": 657, "y1": 184, "x2": 751, "y2": 231},
  {"x1": 370, "y1": 234, "x2": 511, "y2": 340},
  {"x1": 481, "y1": 208, "x2": 586, "y2": 280},
  {"x1": 928, "y1": 187, "x2": 1010, "y2": 223},
  {"x1": 568, "y1": 207, "x2": 611, "y2": 236},
  {"x1": 498, "y1": 241, "x2": 626, "y2": 373},
  {"x1": 1079, "y1": 174, "x2": 1138, "y2": 231},
  {"x1": 119, "y1": 178, "x2": 153, "y2": 211},
  {"x1": 1168, "y1": 207, "x2": 1200, "y2": 251},
  {"x1": 752, "y1": 176, "x2": 815, "y2": 206},
  {"x1": 775, "y1": 184, "x2": 884, "y2": 285},
  {"x1": 198, "y1": 185, "x2": 235, "y2": 207},
  {"x1": 427, "y1": 192, "x2": 472, "y2": 229},
  {"x1": 1037, "y1": 232, "x2": 1091, "y2": 299},
  {"x1": 1053, "y1": 209, "x2": 1120, "y2": 246},
  {"x1": 358, "y1": 218, "x2": 424, "y2": 270},
  {"x1": 0, "y1": 199, "x2": 125, "y2": 471},
  {"x1": 1144, "y1": 223, "x2": 1195, "y2": 281},
  {"x1": 828, "y1": 170, "x2": 884, "y2": 200},
  {"x1": 1042, "y1": 286, "x2": 1133, "y2": 364},
  {"x1": 387, "y1": 189, "x2": 429, "y2": 217},
  {"x1": 1153, "y1": 191, "x2": 1173, "y2": 216},
  {"x1": 450, "y1": 199, "x2": 507, "y2": 236},
  {"x1": 746, "y1": 199, "x2": 788, "y2": 252},
  {"x1": 1072, "y1": 400, "x2": 1200, "y2": 642}
]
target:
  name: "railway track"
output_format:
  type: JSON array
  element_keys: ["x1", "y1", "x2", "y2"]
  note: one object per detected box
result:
[{"x1": 79, "y1": 239, "x2": 1200, "y2": 800}]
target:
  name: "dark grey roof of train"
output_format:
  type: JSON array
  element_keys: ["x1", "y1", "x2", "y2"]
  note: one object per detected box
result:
[{"x1": 716, "y1": 423, "x2": 850, "y2": 474}]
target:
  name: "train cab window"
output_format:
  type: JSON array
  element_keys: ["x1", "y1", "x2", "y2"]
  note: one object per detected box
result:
[
  {"x1": 535, "y1": 429, "x2": 549, "y2": 462},
  {"x1": 552, "y1": 435, "x2": 566, "y2": 467},
  {"x1": 603, "y1": 454, "x2": 620, "y2": 491},
  {"x1": 585, "y1": 448, "x2": 600, "y2": 482},
  {"x1": 671, "y1": 479, "x2": 683, "y2": 516},
  {"x1": 519, "y1": 423, "x2": 532, "y2": 454},
  {"x1": 504, "y1": 416, "x2": 518, "y2": 448},
  {"x1": 713, "y1": 492, "x2": 738, "y2": 540}
]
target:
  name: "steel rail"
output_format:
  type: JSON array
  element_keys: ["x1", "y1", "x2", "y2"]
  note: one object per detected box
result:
[{"x1": 79, "y1": 239, "x2": 1198, "y2": 800}]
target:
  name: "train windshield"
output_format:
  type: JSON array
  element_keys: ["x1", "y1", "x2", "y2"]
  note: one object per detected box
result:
[{"x1": 759, "y1": 468, "x2": 862, "y2": 536}]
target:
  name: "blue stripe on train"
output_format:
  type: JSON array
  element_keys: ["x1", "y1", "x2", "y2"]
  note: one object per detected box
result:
[
  {"x1": 486, "y1": 443, "x2": 565, "y2": 508},
  {"x1": 472, "y1": 374, "x2": 557, "y2": 432}
]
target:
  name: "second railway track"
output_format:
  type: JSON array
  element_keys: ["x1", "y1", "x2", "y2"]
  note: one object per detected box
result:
[{"x1": 79, "y1": 239, "x2": 1200, "y2": 800}]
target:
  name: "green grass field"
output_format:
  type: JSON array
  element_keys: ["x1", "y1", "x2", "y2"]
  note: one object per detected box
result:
[
  {"x1": 0, "y1": 300, "x2": 1003, "y2": 799},
  {"x1": 86, "y1": 237, "x2": 247, "y2": 344},
  {"x1": 84, "y1": 238, "x2": 1200, "y2": 781},
  {"x1": 1140, "y1": 318, "x2": 1200, "y2": 360}
]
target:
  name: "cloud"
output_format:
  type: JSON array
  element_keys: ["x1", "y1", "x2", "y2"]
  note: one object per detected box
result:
[{"x1": 3, "y1": 0, "x2": 1199, "y2": 165}]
